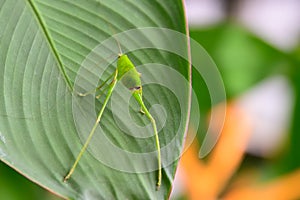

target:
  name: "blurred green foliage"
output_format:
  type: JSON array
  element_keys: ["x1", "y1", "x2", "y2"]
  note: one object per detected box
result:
[
  {"x1": 284, "y1": 59, "x2": 300, "y2": 173},
  {"x1": 190, "y1": 23, "x2": 291, "y2": 98},
  {"x1": 0, "y1": 162, "x2": 60, "y2": 200},
  {"x1": 191, "y1": 23, "x2": 289, "y2": 145}
]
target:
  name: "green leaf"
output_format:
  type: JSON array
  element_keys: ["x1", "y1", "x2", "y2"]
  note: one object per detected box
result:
[{"x1": 0, "y1": 0, "x2": 190, "y2": 199}]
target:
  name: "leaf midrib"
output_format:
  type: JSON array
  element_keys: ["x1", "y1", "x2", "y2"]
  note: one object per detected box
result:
[{"x1": 27, "y1": 0, "x2": 73, "y2": 91}]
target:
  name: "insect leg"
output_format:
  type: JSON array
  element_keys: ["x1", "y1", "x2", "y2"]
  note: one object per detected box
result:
[
  {"x1": 139, "y1": 108, "x2": 145, "y2": 115},
  {"x1": 64, "y1": 69, "x2": 118, "y2": 182},
  {"x1": 132, "y1": 91, "x2": 162, "y2": 190},
  {"x1": 77, "y1": 73, "x2": 114, "y2": 97}
]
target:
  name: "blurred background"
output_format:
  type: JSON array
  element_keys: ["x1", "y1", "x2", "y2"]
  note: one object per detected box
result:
[
  {"x1": 1, "y1": 0, "x2": 300, "y2": 199},
  {"x1": 171, "y1": 0, "x2": 300, "y2": 199}
]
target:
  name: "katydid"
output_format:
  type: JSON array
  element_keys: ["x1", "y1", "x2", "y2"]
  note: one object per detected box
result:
[{"x1": 63, "y1": 53, "x2": 162, "y2": 190}]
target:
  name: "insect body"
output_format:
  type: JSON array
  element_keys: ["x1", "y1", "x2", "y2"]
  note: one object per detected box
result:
[{"x1": 64, "y1": 54, "x2": 162, "y2": 190}]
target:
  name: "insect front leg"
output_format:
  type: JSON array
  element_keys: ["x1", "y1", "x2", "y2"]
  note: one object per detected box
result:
[{"x1": 77, "y1": 73, "x2": 114, "y2": 97}]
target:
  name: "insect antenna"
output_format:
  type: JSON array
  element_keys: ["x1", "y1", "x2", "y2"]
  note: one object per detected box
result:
[{"x1": 105, "y1": 18, "x2": 123, "y2": 55}]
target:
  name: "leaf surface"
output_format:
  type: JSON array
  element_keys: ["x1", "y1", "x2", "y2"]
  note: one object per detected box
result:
[{"x1": 0, "y1": 0, "x2": 190, "y2": 199}]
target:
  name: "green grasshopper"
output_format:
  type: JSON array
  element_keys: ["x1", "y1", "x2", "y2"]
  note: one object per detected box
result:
[{"x1": 63, "y1": 52, "x2": 162, "y2": 190}]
